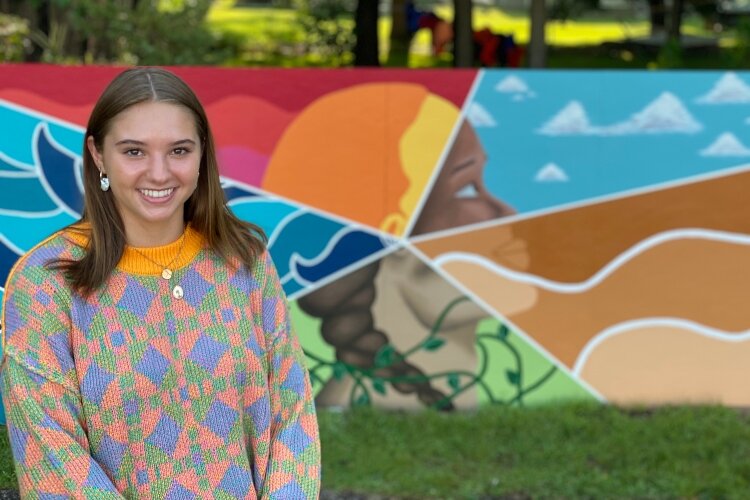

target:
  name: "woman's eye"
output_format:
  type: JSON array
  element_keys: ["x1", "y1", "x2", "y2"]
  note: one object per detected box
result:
[
  {"x1": 172, "y1": 147, "x2": 191, "y2": 156},
  {"x1": 124, "y1": 149, "x2": 143, "y2": 157},
  {"x1": 455, "y1": 183, "x2": 479, "y2": 199}
]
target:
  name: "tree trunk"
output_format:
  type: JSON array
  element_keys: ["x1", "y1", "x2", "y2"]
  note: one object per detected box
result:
[
  {"x1": 648, "y1": 0, "x2": 666, "y2": 36},
  {"x1": 528, "y1": 0, "x2": 546, "y2": 68},
  {"x1": 388, "y1": 0, "x2": 410, "y2": 66},
  {"x1": 354, "y1": 0, "x2": 380, "y2": 66},
  {"x1": 27, "y1": 0, "x2": 50, "y2": 61},
  {"x1": 453, "y1": 0, "x2": 473, "y2": 67},
  {"x1": 668, "y1": 0, "x2": 684, "y2": 41}
]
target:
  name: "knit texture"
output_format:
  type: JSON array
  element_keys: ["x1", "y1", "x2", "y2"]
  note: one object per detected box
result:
[{"x1": 0, "y1": 226, "x2": 320, "y2": 499}]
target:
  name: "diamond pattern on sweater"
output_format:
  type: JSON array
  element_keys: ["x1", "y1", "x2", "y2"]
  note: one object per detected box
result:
[
  {"x1": 165, "y1": 482, "x2": 197, "y2": 500},
  {"x1": 218, "y1": 464, "x2": 251, "y2": 499},
  {"x1": 94, "y1": 434, "x2": 127, "y2": 476},
  {"x1": 81, "y1": 360, "x2": 115, "y2": 405},
  {"x1": 180, "y1": 268, "x2": 213, "y2": 308},
  {"x1": 246, "y1": 396, "x2": 270, "y2": 434},
  {"x1": 188, "y1": 334, "x2": 229, "y2": 374},
  {"x1": 146, "y1": 414, "x2": 180, "y2": 455},
  {"x1": 118, "y1": 277, "x2": 155, "y2": 317},
  {"x1": 281, "y1": 361, "x2": 306, "y2": 396},
  {"x1": 7, "y1": 424, "x2": 29, "y2": 466},
  {"x1": 47, "y1": 331, "x2": 74, "y2": 373},
  {"x1": 202, "y1": 400, "x2": 238, "y2": 440},
  {"x1": 278, "y1": 422, "x2": 313, "y2": 455},
  {"x1": 136, "y1": 345, "x2": 170, "y2": 387},
  {"x1": 1, "y1": 230, "x2": 320, "y2": 498},
  {"x1": 38, "y1": 493, "x2": 68, "y2": 500},
  {"x1": 271, "y1": 480, "x2": 307, "y2": 499}
]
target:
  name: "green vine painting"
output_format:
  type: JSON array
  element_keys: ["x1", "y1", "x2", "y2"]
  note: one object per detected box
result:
[{"x1": 290, "y1": 297, "x2": 594, "y2": 409}]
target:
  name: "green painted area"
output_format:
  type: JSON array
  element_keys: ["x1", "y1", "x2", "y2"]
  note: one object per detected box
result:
[
  {"x1": 289, "y1": 301, "x2": 335, "y2": 397},
  {"x1": 474, "y1": 318, "x2": 595, "y2": 406},
  {"x1": 290, "y1": 298, "x2": 594, "y2": 407}
]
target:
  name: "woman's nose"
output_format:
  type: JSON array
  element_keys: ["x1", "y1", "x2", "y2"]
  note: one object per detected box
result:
[{"x1": 146, "y1": 155, "x2": 171, "y2": 182}]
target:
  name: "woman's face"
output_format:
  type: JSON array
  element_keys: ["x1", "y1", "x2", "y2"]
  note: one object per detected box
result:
[
  {"x1": 411, "y1": 120, "x2": 515, "y2": 236},
  {"x1": 88, "y1": 101, "x2": 201, "y2": 246}
]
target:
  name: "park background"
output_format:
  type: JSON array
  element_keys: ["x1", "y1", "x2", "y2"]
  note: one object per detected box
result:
[{"x1": 2, "y1": 0, "x2": 750, "y2": 497}]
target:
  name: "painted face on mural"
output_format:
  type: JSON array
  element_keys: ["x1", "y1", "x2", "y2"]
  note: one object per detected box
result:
[
  {"x1": 411, "y1": 120, "x2": 515, "y2": 236},
  {"x1": 87, "y1": 101, "x2": 201, "y2": 246}
]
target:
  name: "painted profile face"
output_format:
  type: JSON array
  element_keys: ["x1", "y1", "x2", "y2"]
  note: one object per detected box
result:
[
  {"x1": 88, "y1": 101, "x2": 201, "y2": 246},
  {"x1": 411, "y1": 120, "x2": 515, "y2": 236}
]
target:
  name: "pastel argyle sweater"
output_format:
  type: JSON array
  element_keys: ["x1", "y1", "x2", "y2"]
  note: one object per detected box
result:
[{"x1": 0, "y1": 226, "x2": 320, "y2": 499}]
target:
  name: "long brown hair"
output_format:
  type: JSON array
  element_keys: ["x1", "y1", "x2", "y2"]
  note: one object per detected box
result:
[{"x1": 56, "y1": 67, "x2": 266, "y2": 295}]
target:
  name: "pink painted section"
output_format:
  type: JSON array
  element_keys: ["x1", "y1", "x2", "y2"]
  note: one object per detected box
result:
[{"x1": 217, "y1": 146, "x2": 269, "y2": 186}]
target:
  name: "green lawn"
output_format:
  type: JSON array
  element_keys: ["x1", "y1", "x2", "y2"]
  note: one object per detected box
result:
[
  {"x1": 1, "y1": 402, "x2": 748, "y2": 496},
  {"x1": 320, "y1": 403, "x2": 750, "y2": 498}
]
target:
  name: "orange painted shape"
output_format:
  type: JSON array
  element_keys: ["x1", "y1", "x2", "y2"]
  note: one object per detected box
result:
[
  {"x1": 262, "y1": 83, "x2": 435, "y2": 233},
  {"x1": 417, "y1": 170, "x2": 750, "y2": 282}
]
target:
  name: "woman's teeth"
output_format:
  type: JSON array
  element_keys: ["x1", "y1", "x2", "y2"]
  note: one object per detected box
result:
[{"x1": 140, "y1": 188, "x2": 174, "y2": 198}]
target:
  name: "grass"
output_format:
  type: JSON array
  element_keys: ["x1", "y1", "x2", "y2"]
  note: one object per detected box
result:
[
  {"x1": 0, "y1": 402, "x2": 748, "y2": 496},
  {"x1": 0, "y1": 430, "x2": 14, "y2": 489},
  {"x1": 319, "y1": 402, "x2": 750, "y2": 498}
]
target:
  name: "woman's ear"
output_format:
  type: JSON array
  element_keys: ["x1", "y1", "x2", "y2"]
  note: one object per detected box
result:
[{"x1": 86, "y1": 136, "x2": 104, "y2": 172}]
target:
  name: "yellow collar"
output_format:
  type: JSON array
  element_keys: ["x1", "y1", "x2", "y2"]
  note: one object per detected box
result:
[{"x1": 64, "y1": 224, "x2": 205, "y2": 276}]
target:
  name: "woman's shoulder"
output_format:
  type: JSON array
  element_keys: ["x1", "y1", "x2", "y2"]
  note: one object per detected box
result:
[
  {"x1": 219, "y1": 246, "x2": 274, "y2": 290},
  {"x1": 3, "y1": 224, "x2": 87, "y2": 291}
]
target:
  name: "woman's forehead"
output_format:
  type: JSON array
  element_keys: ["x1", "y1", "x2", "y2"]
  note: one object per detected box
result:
[{"x1": 105, "y1": 101, "x2": 199, "y2": 141}]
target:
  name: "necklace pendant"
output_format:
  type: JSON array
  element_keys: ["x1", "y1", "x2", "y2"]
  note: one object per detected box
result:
[{"x1": 162, "y1": 268, "x2": 173, "y2": 280}]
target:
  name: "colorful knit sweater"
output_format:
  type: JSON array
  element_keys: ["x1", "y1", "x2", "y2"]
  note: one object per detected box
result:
[{"x1": 0, "y1": 226, "x2": 321, "y2": 499}]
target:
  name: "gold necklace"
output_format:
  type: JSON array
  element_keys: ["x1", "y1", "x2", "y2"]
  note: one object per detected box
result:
[{"x1": 130, "y1": 231, "x2": 186, "y2": 282}]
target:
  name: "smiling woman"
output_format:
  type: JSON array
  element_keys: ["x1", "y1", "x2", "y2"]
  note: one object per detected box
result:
[
  {"x1": 87, "y1": 101, "x2": 201, "y2": 247},
  {"x1": 0, "y1": 68, "x2": 320, "y2": 498}
]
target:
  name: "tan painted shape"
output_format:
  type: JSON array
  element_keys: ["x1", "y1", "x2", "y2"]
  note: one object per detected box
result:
[
  {"x1": 580, "y1": 325, "x2": 750, "y2": 406},
  {"x1": 417, "y1": 170, "x2": 750, "y2": 283},
  {"x1": 317, "y1": 249, "x2": 492, "y2": 410},
  {"x1": 442, "y1": 238, "x2": 750, "y2": 367}
]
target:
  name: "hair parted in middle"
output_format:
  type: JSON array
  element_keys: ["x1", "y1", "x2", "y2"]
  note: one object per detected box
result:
[{"x1": 57, "y1": 67, "x2": 266, "y2": 295}]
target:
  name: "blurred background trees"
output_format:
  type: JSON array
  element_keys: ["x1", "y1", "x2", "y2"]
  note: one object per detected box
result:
[
  {"x1": 1, "y1": 0, "x2": 749, "y2": 68},
  {"x1": 0, "y1": 0, "x2": 240, "y2": 64}
]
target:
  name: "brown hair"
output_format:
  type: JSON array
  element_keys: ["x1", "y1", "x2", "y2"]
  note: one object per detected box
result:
[{"x1": 56, "y1": 67, "x2": 266, "y2": 295}]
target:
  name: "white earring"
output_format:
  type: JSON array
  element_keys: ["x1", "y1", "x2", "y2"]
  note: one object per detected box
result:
[{"x1": 99, "y1": 170, "x2": 110, "y2": 192}]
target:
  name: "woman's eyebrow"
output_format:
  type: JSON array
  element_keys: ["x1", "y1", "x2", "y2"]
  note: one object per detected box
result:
[
  {"x1": 114, "y1": 139, "x2": 146, "y2": 146},
  {"x1": 114, "y1": 138, "x2": 197, "y2": 146}
]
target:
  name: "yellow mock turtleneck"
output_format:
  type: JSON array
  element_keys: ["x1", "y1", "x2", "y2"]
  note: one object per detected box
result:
[
  {"x1": 119, "y1": 225, "x2": 204, "y2": 276},
  {"x1": 63, "y1": 223, "x2": 205, "y2": 277}
]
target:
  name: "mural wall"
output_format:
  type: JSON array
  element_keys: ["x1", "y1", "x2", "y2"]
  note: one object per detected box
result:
[{"x1": 2, "y1": 66, "x2": 750, "y2": 422}]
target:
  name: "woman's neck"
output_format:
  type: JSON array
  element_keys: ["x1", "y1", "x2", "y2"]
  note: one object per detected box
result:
[{"x1": 124, "y1": 221, "x2": 187, "y2": 248}]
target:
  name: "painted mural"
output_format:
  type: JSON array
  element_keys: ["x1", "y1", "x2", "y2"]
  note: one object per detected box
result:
[{"x1": 1, "y1": 66, "x2": 749, "y2": 424}]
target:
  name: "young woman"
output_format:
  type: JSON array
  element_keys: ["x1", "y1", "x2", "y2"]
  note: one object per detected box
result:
[{"x1": 0, "y1": 67, "x2": 320, "y2": 499}]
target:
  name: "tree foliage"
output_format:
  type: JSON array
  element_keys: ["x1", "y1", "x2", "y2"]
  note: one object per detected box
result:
[
  {"x1": 0, "y1": 13, "x2": 30, "y2": 62},
  {"x1": 294, "y1": 0, "x2": 356, "y2": 66},
  {"x1": 4, "y1": 0, "x2": 241, "y2": 64}
]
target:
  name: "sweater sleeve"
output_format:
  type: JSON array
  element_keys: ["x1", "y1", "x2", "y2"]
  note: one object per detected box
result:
[
  {"x1": 257, "y1": 252, "x2": 321, "y2": 499},
  {"x1": 1, "y1": 261, "x2": 125, "y2": 499}
]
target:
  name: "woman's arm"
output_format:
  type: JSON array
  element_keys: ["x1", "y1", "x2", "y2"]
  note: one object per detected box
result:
[
  {"x1": 257, "y1": 252, "x2": 321, "y2": 499},
  {"x1": 1, "y1": 353, "x2": 125, "y2": 498},
  {"x1": 1, "y1": 260, "x2": 125, "y2": 498}
]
